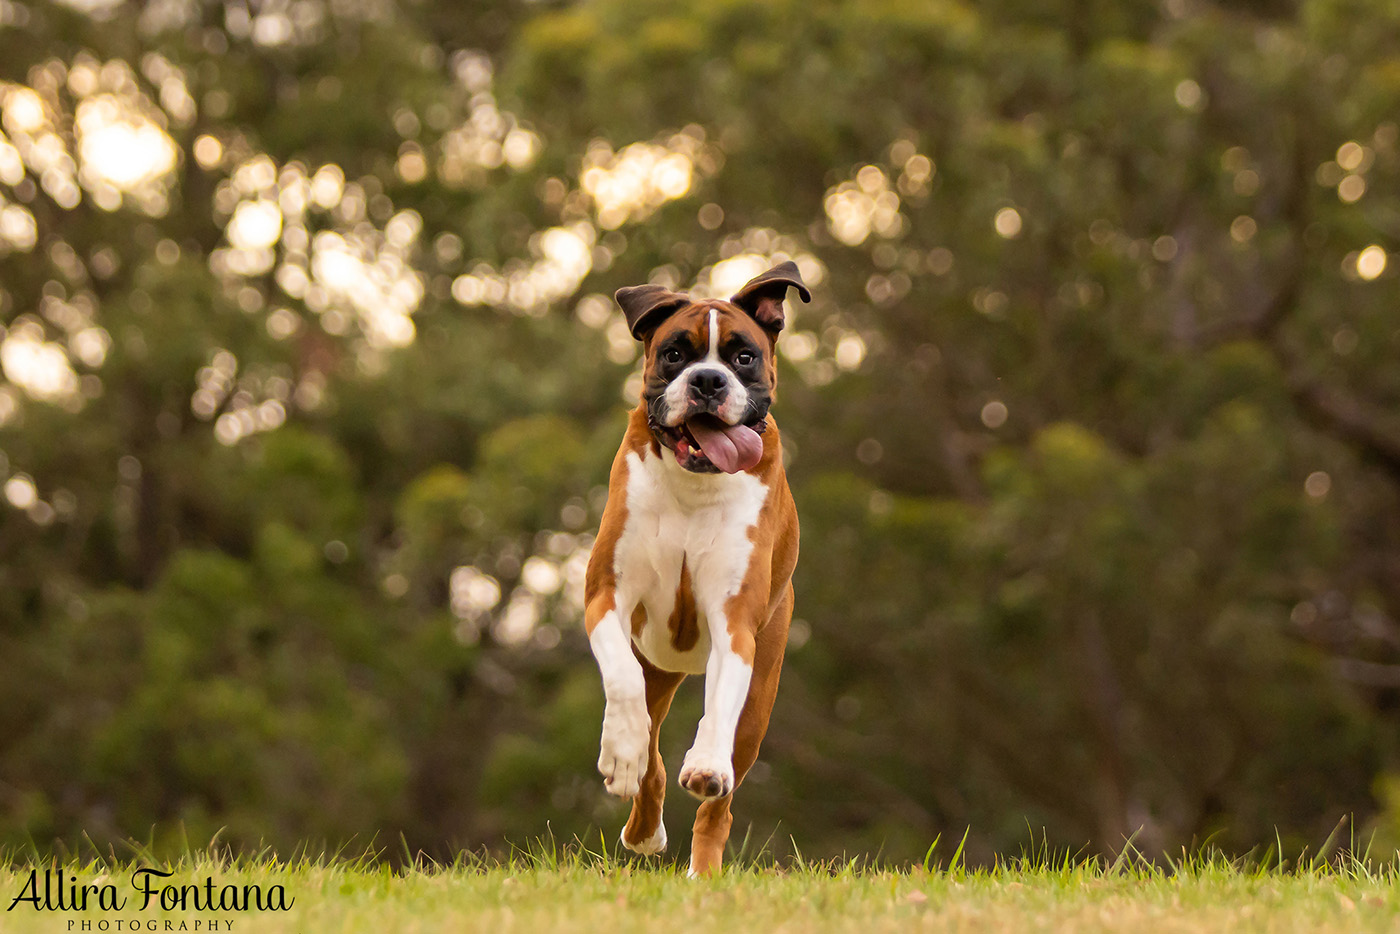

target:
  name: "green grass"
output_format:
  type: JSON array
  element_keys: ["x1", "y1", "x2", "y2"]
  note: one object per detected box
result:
[{"x1": 0, "y1": 841, "x2": 1396, "y2": 933}]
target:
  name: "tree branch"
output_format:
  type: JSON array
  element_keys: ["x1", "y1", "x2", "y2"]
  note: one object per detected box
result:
[
  {"x1": 1286, "y1": 372, "x2": 1400, "y2": 482},
  {"x1": 1334, "y1": 658, "x2": 1400, "y2": 689}
]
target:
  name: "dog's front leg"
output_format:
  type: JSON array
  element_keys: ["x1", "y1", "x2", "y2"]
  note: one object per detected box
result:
[
  {"x1": 587, "y1": 596, "x2": 651, "y2": 798},
  {"x1": 678, "y1": 623, "x2": 754, "y2": 801}
]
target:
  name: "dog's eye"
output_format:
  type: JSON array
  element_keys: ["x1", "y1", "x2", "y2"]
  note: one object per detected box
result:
[
  {"x1": 662, "y1": 347, "x2": 684, "y2": 365},
  {"x1": 733, "y1": 350, "x2": 755, "y2": 367}
]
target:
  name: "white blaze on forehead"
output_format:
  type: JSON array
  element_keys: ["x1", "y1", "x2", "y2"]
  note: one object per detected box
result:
[{"x1": 659, "y1": 305, "x2": 749, "y2": 427}]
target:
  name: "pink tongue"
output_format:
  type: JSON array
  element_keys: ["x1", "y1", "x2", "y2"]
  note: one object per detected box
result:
[{"x1": 687, "y1": 420, "x2": 763, "y2": 473}]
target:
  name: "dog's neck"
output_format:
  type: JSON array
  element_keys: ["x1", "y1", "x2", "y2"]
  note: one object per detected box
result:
[{"x1": 632, "y1": 443, "x2": 768, "y2": 514}]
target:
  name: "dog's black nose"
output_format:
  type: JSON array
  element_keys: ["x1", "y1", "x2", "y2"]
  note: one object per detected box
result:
[{"x1": 691, "y1": 370, "x2": 726, "y2": 400}]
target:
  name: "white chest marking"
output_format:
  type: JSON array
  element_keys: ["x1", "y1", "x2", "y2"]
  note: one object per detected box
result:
[{"x1": 612, "y1": 446, "x2": 768, "y2": 674}]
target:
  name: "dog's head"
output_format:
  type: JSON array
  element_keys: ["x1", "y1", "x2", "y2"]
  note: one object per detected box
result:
[{"x1": 615, "y1": 262, "x2": 810, "y2": 474}]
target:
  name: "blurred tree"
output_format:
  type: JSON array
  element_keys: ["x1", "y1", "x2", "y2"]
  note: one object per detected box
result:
[{"x1": 1, "y1": 0, "x2": 1399, "y2": 865}]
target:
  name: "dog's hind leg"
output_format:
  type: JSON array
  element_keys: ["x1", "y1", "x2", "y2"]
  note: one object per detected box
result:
[
  {"x1": 688, "y1": 583, "x2": 792, "y2": 876},
  {"x1": 621, "y1": 653, "x2": 685, "y2": 855}
]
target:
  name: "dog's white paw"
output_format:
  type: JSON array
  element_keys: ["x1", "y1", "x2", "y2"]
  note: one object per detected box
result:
[
  {"x1": 598, "y1": 697, "x2": 650, "y2": 798},
  {"x1": 678, "y1": 749, "x2": 734, "y2": 800},
  {"x1": 621, "y1": 822, "x2": 667, "y2": 856}
]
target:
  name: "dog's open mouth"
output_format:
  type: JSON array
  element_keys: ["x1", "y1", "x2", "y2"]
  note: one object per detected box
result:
[{"x1": 663, "y1": 414, "x2": 764, "y2": 474}]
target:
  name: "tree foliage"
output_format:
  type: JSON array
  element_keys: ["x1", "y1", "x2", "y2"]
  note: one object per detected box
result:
[{"x1": 1, "y1": 0, "x2": 1400, "y2": 864}]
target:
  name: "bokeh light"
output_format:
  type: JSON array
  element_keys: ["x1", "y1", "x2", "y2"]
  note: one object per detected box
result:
[
  {"x1": 994, "y1": 207, "x2": 1023, "y2": 239},
  {"x1": 579, "y1": 130, "x2": 708, "y2": 229},
  {"x1": 824, "y1": 164, "x2": 903, "y2": 246},
  {"x1": 1357, "y1": 245, "x2": 1387, "y2": 280}
]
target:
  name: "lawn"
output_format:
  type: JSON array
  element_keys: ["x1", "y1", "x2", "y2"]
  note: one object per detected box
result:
[{"x1": 0, "y1": 843, "x2": 1395, "y2": 933}]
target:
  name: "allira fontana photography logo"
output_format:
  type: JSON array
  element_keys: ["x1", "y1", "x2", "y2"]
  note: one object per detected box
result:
[{"x1": 7, "y1": 867, "x2": 294, "y2": 930}]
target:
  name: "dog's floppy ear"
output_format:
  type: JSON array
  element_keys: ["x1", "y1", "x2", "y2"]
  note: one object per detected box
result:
[
  {"x1": 615, "y1": 284, "x2": 690, "y2": 340},
  {"x1": 730, "y1": 261, "x2": 811, "y2": 334}
]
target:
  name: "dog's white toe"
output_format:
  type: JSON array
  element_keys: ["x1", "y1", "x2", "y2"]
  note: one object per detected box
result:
[
  {"x1": 621, "y1": 822, "x2": 667, "y2": 856},
  {"x1": 678, "y1": 749, "x2": 735, "y2": 800},
  {"x1": 598, "y1": 697, "x2": 650, "y2": 798}
]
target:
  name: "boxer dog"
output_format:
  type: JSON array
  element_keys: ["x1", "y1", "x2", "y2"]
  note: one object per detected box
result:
[{"x1": 584, "y1": 261, "x2": 808, "y2": 876}]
